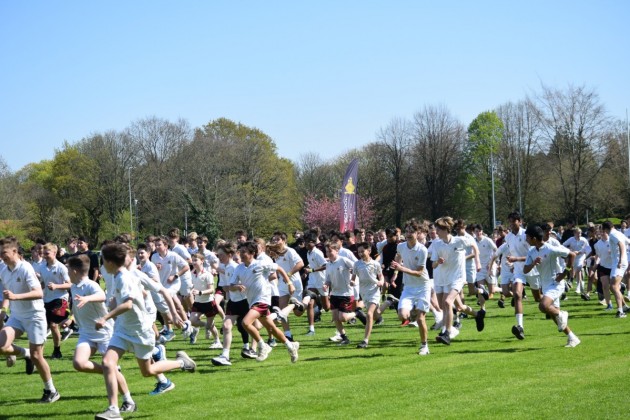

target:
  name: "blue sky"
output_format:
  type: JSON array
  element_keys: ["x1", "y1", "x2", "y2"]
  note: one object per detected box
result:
[{"x1": 1, "y1": 1, "x2": 628, "y2": 171}]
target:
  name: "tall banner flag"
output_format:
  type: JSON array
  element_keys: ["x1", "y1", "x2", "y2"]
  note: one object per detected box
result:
[{"x1": 339, "y1": 158, "x2": 359, "y2": 232}]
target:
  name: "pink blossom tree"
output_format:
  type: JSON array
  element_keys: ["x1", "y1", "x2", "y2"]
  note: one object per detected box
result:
[{"x1": 302, "y1": 195, "x2": 375, "y2": 232}]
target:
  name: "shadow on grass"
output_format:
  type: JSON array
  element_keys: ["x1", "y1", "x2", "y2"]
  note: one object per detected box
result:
[
  {"x1": 452, "y1": 347, "x2": 541, "y2": 354},
  {"x1": 0, "y1": 412, "x2": 152, "y2": 419},
  {"x1": 303, "y1": 353, "x2": 385, "y2": 362}
]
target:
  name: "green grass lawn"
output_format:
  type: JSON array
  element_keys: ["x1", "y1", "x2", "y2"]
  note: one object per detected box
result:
[{"x1": 1, "y1": 293, "x2": 629, "y2": 420}]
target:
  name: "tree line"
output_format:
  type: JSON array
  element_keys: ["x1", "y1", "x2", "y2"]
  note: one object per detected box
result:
[{"x1": 0, "y1": 83, "x2": 628, "y2": 249}]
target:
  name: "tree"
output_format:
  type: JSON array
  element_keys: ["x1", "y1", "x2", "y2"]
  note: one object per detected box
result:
[
  {"x1": 411, "y1": 105, "x2": 466, "y2": 220},
  {"x1": 466, "y1": 111, "x2": 504, "y2": 228},
  {"x1": 302, "y1": 195, "x2": 376, "y2": 232},
  {"x1": 375, "y1": 118, "x2": 414, "y2": 227},
  {"x1": 534, "y1": 84, "x2": 610, "y2": 222}
]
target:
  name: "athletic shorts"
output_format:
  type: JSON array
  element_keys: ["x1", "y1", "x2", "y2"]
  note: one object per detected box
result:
[
  {"x1": 465, "y1": 265, "x2": 476, "y2": 284},
  {"x1": 526, "y1": 275, "x2": 542, "y2": 291},
  {"x1": 398, "y1": 286, "x2": 430, "y2": 313},
  {"x1": 500, "y1": 270, "x2": 514, "y2": 286},
  {"x1": 362, "y1": 289, "x2": 381, "y2": 305},
  {"x1": 45, "y1": 298, "x2": 70, "y2": 324},
  {"x1": 192, "y1": 301, "x2": 220, "y2": 318},
  {"x1": 434, "y1": 278, "x2": 466, "y2": 295},
  {"x1": 250, "y1": 302, "x2": 270, "y2": 317},
  {"x1": 542, "y1": 280, "x2": 565, "y2": 309},
  {"x1": 179, "y1": 277, "x2": 193, "y2": 296},
  {"x1": 597, "y1": 265, "x2": 612, "y2": 278},
  {"x1": 512, "y1": 268, "x2": 527, "y2": 285},
  {"x1": 77, "y1": 336, "x2": 110, "y2": 355},
  {"x1": 226, "y1": 299, "x2": 249, "y2": 317},
  {"x1": 108, "y1": 333, "x2": 154, "y2": 360},
  {"x1": 611, "y1": 263, "x2": 628, "y2": 279},
  {"x1": 330, "y1": 295, "x2": 355, "y2": 313},
  {"x1": 215, "y1": 286, "x2": 225, "y2": 296},
  {"x1": 6, "y1": 312, "x2": 47, "y2": 345},
  {"x1": 270, "y1": 295, "x2": 280, "y2": 308}
]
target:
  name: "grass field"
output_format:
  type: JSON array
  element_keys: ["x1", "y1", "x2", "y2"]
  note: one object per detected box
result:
[{"x1": 1, "y1": 293, "x2": 629, "y2": 420}]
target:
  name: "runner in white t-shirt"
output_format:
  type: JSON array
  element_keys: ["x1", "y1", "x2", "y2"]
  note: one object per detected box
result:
[
  {"x1": 390, "y1": 220, "x2": 432, "y2": 355},
  {"x1": 602, "y1": 221, "x2": 630, "y2": 317},
  {"x1": 67, "y1": 254, "x2": 136, "y2": 413},
  {"x1": 524, "y1": 225, "x2": 580, "y2": 348},
  {"x1": 504, "y1": 212, "x2": 532, "y2": 340},
  {"x1": 0, "y1": 237, "x2": 59, "y2": 403},
  {"x1": 431, "y1": 217, "x2": 486, "y2": 346},
  {"x1": 95, "y1": 243, "x2": 196, "y2": 420},
  {"x1": 352, "y1": 242, "x2": 384, "y2": 349}
]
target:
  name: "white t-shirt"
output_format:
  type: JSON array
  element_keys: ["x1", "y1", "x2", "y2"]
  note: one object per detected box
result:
[
  {"x1": 307, "y1": 248, "x2": 327, "y2": 284},
  {"x1": 476, "y1": 236, "x2": 497, "y2": 268},
  {"x1": 339, "y1": 248, "x2": 358, "y2": 263},
  {"x1": 38, "y1": 260, "x2": 70, "y2": 303},
  {"x1": 171, "y1": 244, "x2": 192, "y2": 282},
  {"x1": 0, "y1": 260, "x2": 45, "y2": 317},
  {"x1": 219, "y1": 260, "x2": 243, "y2": 301},
  {"x1": 325, "y1": 256, "x2": 354, "y2": 296},
  {"x1": 353, "y1": 259, "x2": 381, "y2": 296},
  {"x1": 128, "y1": 265, "x2": 160, "y2": 316},
  {"x1": 192, "y1": 269, "x2": 214, "y2": 303},
  {"x1": 594, "y1": 239, "x2": 612, "y2": 269},
  {"x1": 396, "y1": 241, "x2": 430, "y2": 287},
  {"x1": 562, "y1": 236, "x2": 592, "y2": 265},
  {"x1": 505, "y1": 228, "x2": 530, "y2": 276},
  {"x1": 431, "y1": 235, "x2": 475, "y2": 286},
  {"x1": 275, "y1": 247, "x2": 303, "y2": 286},
  {"x1": 229, "y1": 260, "x2": 278, "y2": 306},
  {"x1": 111, "y1": 268, "x2": 154, "y2": 346},
  {"x1": 525, "y1": 242, "x2": 570, "y2": 288},
  {"x1": 608, "y1": 229, "x2": 628, "y2": 266},
  {"x1": 201, "y1": 249, "x2": 219, "y2": 271},
  {"x1": 151, "y1": 251, "x2": 188, "y2": 292},
  {"x1": 71, "y1": 278, "x2": 113, "y2": 342}
]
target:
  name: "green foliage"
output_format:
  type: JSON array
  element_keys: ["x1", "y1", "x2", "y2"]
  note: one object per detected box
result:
[{"x1": 0, "y1": 220, "x2": 33, "y2": 250}]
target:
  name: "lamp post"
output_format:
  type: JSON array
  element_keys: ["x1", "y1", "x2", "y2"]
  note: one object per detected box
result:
[{"x1": 128, "y1": 166, "x2": 133, "y2": 237}]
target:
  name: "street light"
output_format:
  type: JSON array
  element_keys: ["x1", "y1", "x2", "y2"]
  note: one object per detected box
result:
[{"x1": 128, "y1": 166, "x2": 134, "y2": 237}]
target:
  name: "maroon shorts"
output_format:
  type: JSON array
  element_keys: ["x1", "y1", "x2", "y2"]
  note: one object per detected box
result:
[
  {"x1": 226, "y1": 299, "x2": 249, "y2": 317},
  {"x1": 215, "y1": 286, "x2": 225, "y2": 296},
  {"x1": 192, "y1": 301, "x2": 220, "y2": 317},
  {"x1": 45, "y1": 298, "x2": 70, "y2": 324},
  {"x1": 330, "y1": 295, "x2": 355, "y2": 313},
  {"x1": 250, "y1": 302, "x2": 271, "y2": 317}
]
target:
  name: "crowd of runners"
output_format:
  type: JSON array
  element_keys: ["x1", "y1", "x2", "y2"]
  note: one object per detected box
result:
[{"x1": 2, "y1": 213, "x2": 630, "y2": 419}]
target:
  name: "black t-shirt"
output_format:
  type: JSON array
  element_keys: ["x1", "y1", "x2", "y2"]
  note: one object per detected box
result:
[{"x1": 77, "y1": 250, "x2": 99, "y2": 281}]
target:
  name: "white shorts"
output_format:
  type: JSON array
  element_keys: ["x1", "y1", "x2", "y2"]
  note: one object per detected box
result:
[
  {"x1": 353, "y1": 284, "x2": 360, "y2": 301},
  {"x1": 477, "y1": 268, "x2": 497, "y2": 285},
  {"x1": 527, "y1": 274, "x2": 542, "y2": 291},
  {"x1": 500, "y1": 270, "x2": 514, "y2": 286},
  {"x1": 465, "y1": 265, "x2": 476, "y2": 284},
  {"x1": 434, "y1": 278, "x2": 466, "y2": 295},
  {"x1": 278, "y1": 278, "x2": 303, "y2": 299},
  {"x1": 362, "y1": 289, "x2": 381, "y2": 305},
  {"x1": 611, "y1": 263, "x2": 628, "y2": 279},
  {"x1": 108, "y1": 333, "x2": 154, "y2": 360},
  {"x1": 77, "y1": 336, "x2": 110, "y2": 355},
  {"x1": 179, "y1": 277, "x2": 193, "y2": 296},
  {"x1": 542, "y1": 280, "x2": 565, "y2": 308},
  {"x1": 512, "y1": 268, "x2": 527, "y2": 284},
  {"x1": 6, "y1": 312, "x2": 47, "y2": 345},
  {"x1": 398, "y1": 286, "x2": 431, "y2": 313}
]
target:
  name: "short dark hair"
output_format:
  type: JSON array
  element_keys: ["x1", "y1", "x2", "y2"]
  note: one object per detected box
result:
[
  {"x1": 101, "y1": 243, "x2": 128, "y2": 267},
  {"x1": 67, "y1": 254, "x2": 90, "y2": 274},
  {"x1": 525, "y1": 225, "x2": 543, "y2": 241},
  {"x1": 602, "y1": 221, "x2": 614, "y2": 231},
  {"x1": 237, "y1": 241, "x2": 259, "y2": 257},
  {"x1": 507, "y1": 211, "x2": 522, "y2": 222}
]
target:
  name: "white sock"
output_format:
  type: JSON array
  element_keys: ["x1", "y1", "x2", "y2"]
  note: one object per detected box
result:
[
  {"x1": 109, "y1": 405, "x2": 120, "y2": 413},
  {"x1": 19, "y1": 347, "x2": 29, "y2": 359},
  {"x1": 44, "y1": 379, "x2": 56, "y2": 393},
  {"x1": 516, "y1": 313, "x2": 523, "y2": 327},
  {"x1": 308, "y1": 325, "x2": 315, "y2": 332},
  {"x1": 568, "y1": 331, "x2": 577, "y2": 340},
  {"x1": 222, "y1": 350, "x2": 230, "y2": 359},
  {"x1": 268, "y1": 313, "x2": 278, "y2": 321},
  {"x1": 157, "y1": 373, "x2": 168, "y2": 384},
  {"x1": 243, "y1": 343, "x2": 250, "y2": 350},
  {"x1": 123, "y1": 392, "x2": 134, "y2": 404}
]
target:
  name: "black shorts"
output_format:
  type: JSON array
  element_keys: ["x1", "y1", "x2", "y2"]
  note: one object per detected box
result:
[
  {"x1": 226, "y1": 299, "x2": 249, "y2": 317},
  {"x1": 597, "y1": 265, "x2": 611, "y2": 278},
  {"x1": 45, "y1": 298, "x2": 70, "y2": 324},
  {"x1": 271, "y1": 295, "x2": 280, "y2": 308},
  {"x1": 192, "y1": 301, "x2": 220, "y2": 317}
]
